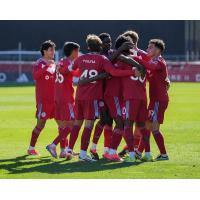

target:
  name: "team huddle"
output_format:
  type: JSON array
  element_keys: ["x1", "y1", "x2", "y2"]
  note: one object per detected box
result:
[{"x1": 27, "y1": 30, "x2": 170, "y2": 163}]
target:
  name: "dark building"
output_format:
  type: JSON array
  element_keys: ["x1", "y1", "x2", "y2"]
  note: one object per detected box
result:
[{"x1": 0, "y1": 20, "x2": 199, "y2": 60}]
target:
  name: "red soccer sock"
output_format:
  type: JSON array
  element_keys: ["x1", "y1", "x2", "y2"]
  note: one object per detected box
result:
[
  {"x1": 110, "y1": 128, "x2": 123, "y2": 150},
  {"x1": 81, "y1": 127, "x2": 93, "y2": 151},
  {"x1": 123, "y1": 126, "x2": 134, "y2": 152},
  {"x1": 53, "y1": 135, "x2": 60, "y2": 145},
  {"x1": 133, "y1": 135, "x2": 141, "y2": 149},
  {"x1": 60, "y1": 127, "x2": 71, "y2": 149},
  {"x1": 92, "y1": 122, "x2": 104, "y2": 144},
  {"x1": 137, "y1": 139, "x2": 145, "y2": 153},
  {"x1": 140, "y1": 128, "x2": 151, "y2": 152},
  {"x1": 68, "y1": 125, "x2": 81, "y2": 150},
  {"x1": 152, "y1": 130, "x2": 167, "y2": 154},
  {"x1": 104, "y1": 125, "x2": 112, "y2": 148},
  {"x1": 30, "y1": 126, "x2": 42, "y2": 147}
]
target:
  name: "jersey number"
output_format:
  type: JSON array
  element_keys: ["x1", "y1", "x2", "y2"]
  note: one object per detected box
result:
[
  {"x1": 55, "y1": 72, "x2": 64, "y2": 83},
  {"x1": 80, "y1": 69, "x2": 98, "y2": 83}
]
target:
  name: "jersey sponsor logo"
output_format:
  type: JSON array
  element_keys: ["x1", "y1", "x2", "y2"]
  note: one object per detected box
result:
[
  {"x1": 45, "y1": 75, "x2": 49, "y2": 80},
  {"x1": 82, "y1": 59, "x2": 96, "y2": 64}
]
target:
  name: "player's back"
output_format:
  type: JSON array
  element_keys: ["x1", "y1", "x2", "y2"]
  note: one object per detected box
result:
[
  {"x1": 54, "y1": 57, "x2": 74, "y2": 103},
  {"x1": 74, "y1": 53, "x2": 105, "y2": 100}
]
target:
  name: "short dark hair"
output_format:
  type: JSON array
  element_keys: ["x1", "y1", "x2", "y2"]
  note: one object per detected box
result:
[
  {"x1": 99, "y1": 33, "x2": 111, "y2": 41},
  {"x1": 115, "y1": 35, "x2": 133, "y2": 49},
  {"x1": 149, "y1": 39, "x2": 165, "y2": 52},
  {"x1": 86, "y1": 34, "x2": 102, "y2": 52},
  {"x1": 122, "y1": 30, "x2": 139, "y2": 44},
  {"x1": 40, "y1": 40, "x2": 56, "y2": 56},
  {"x1": 63, "y1": 42, "x2": 80, "y2": 57}
]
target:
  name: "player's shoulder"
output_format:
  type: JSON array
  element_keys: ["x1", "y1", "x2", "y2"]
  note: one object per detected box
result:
[
  {"x1": 154, "y1": 56, "x2": 167, "y2": 66},
  {"x1": 34, "y1": 58, "x2": 47, "y2": 67}
]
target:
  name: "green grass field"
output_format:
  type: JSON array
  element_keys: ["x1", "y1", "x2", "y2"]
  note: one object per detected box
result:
[{"x1": 0, "y1": 83, "x2": 200, "y2": 179}]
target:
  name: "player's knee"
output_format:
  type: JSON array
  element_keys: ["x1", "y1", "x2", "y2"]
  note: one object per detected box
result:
[
  {"x1": 115, "y1": 116, "x2": 124, "y2": 129},
  {"x1": 136, "y1": 122, "x2": 145, "y2": 128},
  {"x1": 37, "y1": 120, "x2": 46, "y2": 129}
]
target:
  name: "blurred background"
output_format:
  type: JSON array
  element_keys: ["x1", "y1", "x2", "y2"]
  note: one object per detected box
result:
[{"x1": 0, "y1": 20, "x2": 200, "y2": 84}]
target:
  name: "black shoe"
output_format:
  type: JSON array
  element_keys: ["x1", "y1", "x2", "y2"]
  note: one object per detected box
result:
[
  {"x1": 155, "y1": 154, "x2": 169, "y2": 161},
  {"x1": 118, "y1": 148, "x2": 128, "y2": 158},
  {"x1": 90, "y1": 149, "x2": 100, "y2": 161}
]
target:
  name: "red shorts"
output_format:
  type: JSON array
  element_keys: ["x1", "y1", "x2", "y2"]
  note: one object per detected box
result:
[
  {"x1": 35, "y1": 103, "x2": 54, "y2": 120},
  {"x1": 74, "y1": 99, "x2": 100, "y2": 120},
  {"x1": 104, "y1": 95, "x2": 123, "y2": 119},
  {"x1": 124, "y1": 99, "x2": 147, "y2": 122},
  {"x1": 55, "y1": 102, "x2": 75, "y2": 121},
  {"x1": 148, "y1": 100, "x2": 168, "y2": 124}
]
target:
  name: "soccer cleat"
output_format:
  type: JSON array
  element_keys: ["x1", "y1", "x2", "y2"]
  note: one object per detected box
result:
[
  {"x1": 141, "y1": 155, "x2": 154, "y2": 162},
  {"x1": 90, "y1": 149, "x2": 100, "y2": 161},
  {"x1": 104, "y1": 153, "x2": 124, "y2": 162},
  {"x1": 59, "y1": 151, "x2": 67, "y2": 158},
  {"x1": 135, "y1": 150, "x2": 142, "y2": 160},
  {"x1": 155, "y1": 154, "x2": 169, "y2": 161},
  {"x1": 123, "y1": 155, "x2": 136, "y2": 163},
  {"x1": 118, "y1": 148, "x2": 129, "y2": 158},
  {"x1": 27, "y1": 149, "x2": 39, "y2": 156},
  {"x1": 46, "y1": 145, "x2": 57, "y2": 158},
  {"x1": 79, "y1": 155, "x2": 97, "y2": 162},
  {"x1": 102, "y1": 152, "x2": 109, "y2": 159}
]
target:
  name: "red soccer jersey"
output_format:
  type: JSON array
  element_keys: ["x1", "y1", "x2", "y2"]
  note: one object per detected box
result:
[
  {"x1": 54, "y1": 57, "x2": 75, "y2": 103},
  {"x1": 33, "y1": 58, "x2": 56, "y2": 104},
  {"x1": 121, "y1": 56, "x2": 147, "y2": 101},
  {"x1": 134, "y1": 55, "x2": 169, "y2": 102},
  {"x1": 73, "y1": 53, "x2": 135, "y2": 100}
]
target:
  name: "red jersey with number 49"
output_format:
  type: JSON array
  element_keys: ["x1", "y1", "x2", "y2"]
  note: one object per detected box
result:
[
  {"x1": 54, "y1": 57, "x2": 75, "y2": 103},
  {"x1": 33, "y1": 58, "x2": 56, "y2": 104}
]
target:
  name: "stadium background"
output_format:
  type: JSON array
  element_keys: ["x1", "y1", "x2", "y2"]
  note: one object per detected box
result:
[{"x1": 0, "y1": 20, "x2": 200, "y2": 83}]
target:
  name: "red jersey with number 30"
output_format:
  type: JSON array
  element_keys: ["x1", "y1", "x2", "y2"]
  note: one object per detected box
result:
[
  {"x1": 33, "y1": 58, "x2": 56, "y2": 104},
  {"x1": 54, "y1": 57, "x2": 75, "y2": 103},
  {"x1": 122, "y1": 55, "x2": 147, "y2": 101}
]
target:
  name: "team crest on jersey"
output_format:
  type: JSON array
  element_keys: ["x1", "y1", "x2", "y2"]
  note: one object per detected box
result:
[
  {"x1": 45, "y1": 75, "x2": 49, "y2": 80},
  {"x1": 41, "y1": 112, "x2": 46, "y2": 118}
]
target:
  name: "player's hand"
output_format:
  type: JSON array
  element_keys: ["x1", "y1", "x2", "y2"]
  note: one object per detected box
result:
[
  {"x1": 118, "y1": 42, "x2": 134, "y2": 52},
  {"x1": 165, "y1": 77, "x2": 171, "y2": 91},
  {"x1": 134, "y1": 68, "x2": 141, "y2": 77}
]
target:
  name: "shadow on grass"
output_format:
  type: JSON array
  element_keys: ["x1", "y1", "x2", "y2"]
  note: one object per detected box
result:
[{"x1": 0, "y1": 155, "x2": 144, "y2": 176}]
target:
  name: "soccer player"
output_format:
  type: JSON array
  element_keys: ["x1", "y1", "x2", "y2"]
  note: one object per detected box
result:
[
  {"x1": 103, "y1": 35, "x2": 150, "y2": 162},
  {"x1": 66, "y1": 34, "x2": 137, "y2": 162},
  {"x1": 135, "y1": 39, "x2": 169, "y2": 161},
  {"x1": 89, "y1": 33, "x2": 133, "y2": 160},
  {"x1": 46, "y1": 42, "x2": 80, "y2": 158},
  {"x1": 27, "y1": 40, "x2": 56, "y2": 155},
  {"x1": 117, "y1": 30, "x2": 148, "y2": 158}
]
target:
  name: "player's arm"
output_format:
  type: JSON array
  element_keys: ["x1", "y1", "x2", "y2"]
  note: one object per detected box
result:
[
  {"x1": 78, "y1": 72, "x2": 109, "y2": 85},
  {"x1": 118, "y1": 54, "x2": 146, "y2": 76},
  {"x1": 32, "y1": 63, "x2": 48, "y2": 80},
  {"x1": 108, "y1": 42, "x2": 134, "y2": 63},
  {"x1": 165, "y1": 77, "x2": 171, "y2": 91},
  {"x1": 134, "y1": 57, "x2": 164, "y2": 71}
]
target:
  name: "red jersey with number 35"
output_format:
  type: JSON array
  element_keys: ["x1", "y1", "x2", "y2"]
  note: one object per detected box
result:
[
  {"x1": 33, "y1": 58, "x2": 56, "y2": 104},
  {"x1": 54, "y1": 57, "x2": 75, "y2": 103},
  {"x1": 73, "y1": 53, "x2": 114, "y2": 100}
]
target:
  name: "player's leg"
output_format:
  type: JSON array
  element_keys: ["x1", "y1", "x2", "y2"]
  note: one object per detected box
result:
[
  {"x1": 151, "y1": 101, "x2": 169, "y2": 161},
  {"x1": 79, "y1": 119, "x2": 97, "y2": 161},
  {"x1": 104, "y1": 97, "x2": 124, "y2": 161},
  {"x1": 28, "y1": 119, "x2": 46, "y2": 155}
]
